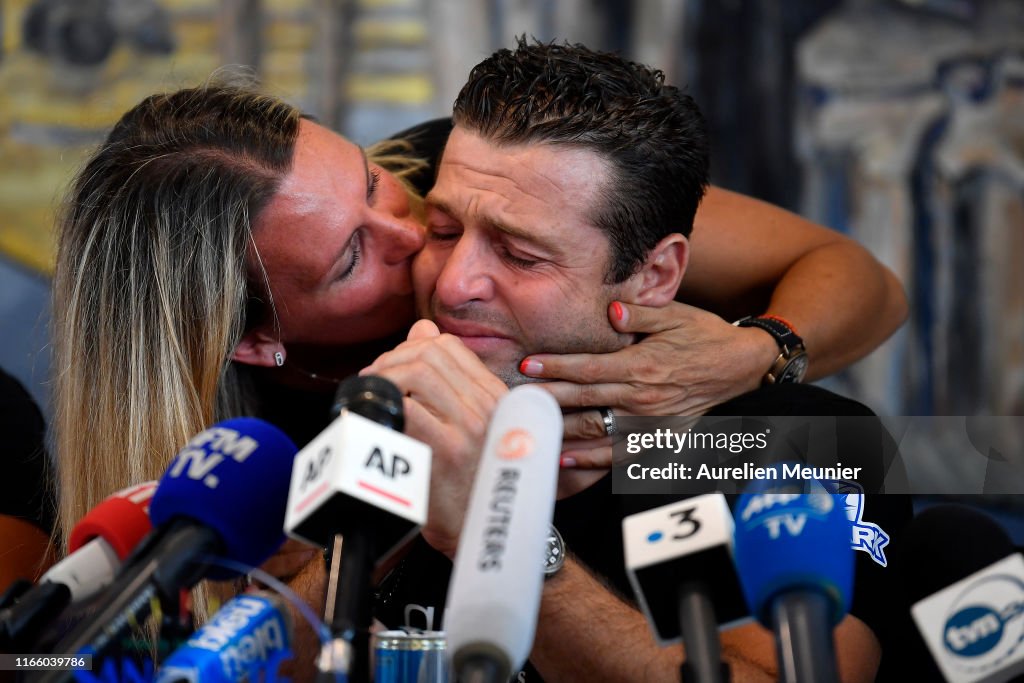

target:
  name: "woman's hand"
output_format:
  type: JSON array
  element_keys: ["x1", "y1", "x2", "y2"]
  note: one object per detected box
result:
[{"x1": 524, "y1": 300, "x2": 777, "y2": 467}]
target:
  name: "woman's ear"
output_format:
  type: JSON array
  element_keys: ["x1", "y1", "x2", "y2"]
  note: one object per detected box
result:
[
  {"x1": 621, "y1": 234, "x2": 689, "y2": 307},
  {"x1": 232, "y1": 327, "x2": 285, "y2": 368}
]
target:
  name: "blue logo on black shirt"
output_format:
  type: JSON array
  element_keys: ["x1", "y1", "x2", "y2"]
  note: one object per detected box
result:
[{"x1": 821, "y1": 480, "x2": 890, "y2": 567}]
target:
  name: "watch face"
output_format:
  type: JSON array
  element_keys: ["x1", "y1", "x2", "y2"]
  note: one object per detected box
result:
[
  {"x1": 545, "y1": 526, "x2": 565, "y2": 575},
  {"x1": 780, "y1": 353, "x2": 810, "y2": 383}
]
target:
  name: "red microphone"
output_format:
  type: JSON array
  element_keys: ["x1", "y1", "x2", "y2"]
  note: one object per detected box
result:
[
  {"x1": 68, "y1": 481, "x2": 156, "y2": 560},
  {"x1": 0, "y1": 482, "x2": 156, "y2": 651}
]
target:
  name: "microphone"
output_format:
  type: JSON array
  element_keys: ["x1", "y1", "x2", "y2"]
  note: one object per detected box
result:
[
  {"x1": 901, "y1": 505, "x2": 1024, "y2": 683},
  {"x1": 0, "y1": 481, "x2": 156, "y2": 652},
  {"x1": 622, "y1": 493, "x2": 748, "y2": 683},
  {"x1": 155, "y1": 592, "x2": 293, "y2": 683},
  {"x1": 733, "y1": 480, "x2": 853, "y2": 683},
  {"x1": 284, "y1": 375, "x2": 431, "y2": 680},
  {"x1": 43, "y1": 418, "x2": 298, "y2": 679},
  {"x1": 444, "y1": 385, "x2": 562, "y2": 683}
]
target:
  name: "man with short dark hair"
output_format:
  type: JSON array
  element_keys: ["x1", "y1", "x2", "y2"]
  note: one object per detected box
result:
[
  {"x1": 363, "y1": 40, "x2": 906, "y2": 682},
  {"x1": 413, "y1": 38, "x2": 708, "y2": 388}
]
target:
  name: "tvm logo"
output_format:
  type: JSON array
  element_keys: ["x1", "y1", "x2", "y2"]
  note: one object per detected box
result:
[
  {"x1": 942, "y1": 573, "x2": 1024, "y2": 675},
  {"x1": 167, "y1": 428, "x2": 259, "y2": 489}
]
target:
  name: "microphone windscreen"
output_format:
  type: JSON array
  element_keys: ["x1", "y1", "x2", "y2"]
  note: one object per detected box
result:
[
  {"x1": 901, "y1": 506, "x2": 1023, "y2": 682},
  {"x1": 733, "y1": 489, "x2": 854, "y2": 627},
  {"x1": 331, "y1": 374, "x2": 404, "y2": 429},
  {"x1": 68, "y1": 481, "x2": 157, "y2": 559},
  {"x1": 150, "y1": 417, "x2": 298, "y2": 574},
  {"x1": 156, "y1": 593, "x2": 293, "y2": 682},
  {"x1": 899, "y1": 504, "x2": 1014, "y2": 605}
]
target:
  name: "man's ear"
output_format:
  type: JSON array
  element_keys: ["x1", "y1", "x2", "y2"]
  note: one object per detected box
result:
[
  {"x1": 232, "y1": 326, "x2": 285, "y2": 368},
  {"x1": 621, "y1": 233, "x2": 689, "y2": 306}
]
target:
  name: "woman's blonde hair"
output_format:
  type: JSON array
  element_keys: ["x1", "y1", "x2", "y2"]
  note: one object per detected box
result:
[
  {"x1": 51, "y1": 82, "x2": 426, "y2": 622},
  {"x1": 53, "y1": 84, "x2": 299, "y2": 546}
]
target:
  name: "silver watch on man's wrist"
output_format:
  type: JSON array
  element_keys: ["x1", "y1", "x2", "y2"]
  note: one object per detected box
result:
[{"x1": 543, "y1": 525, "x2": 565, "y2": 578}]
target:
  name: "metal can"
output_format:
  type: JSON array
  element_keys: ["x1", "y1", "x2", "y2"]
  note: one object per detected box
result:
[{"x1": 373, "y1": 629, "x2": 448, "y2": 683}]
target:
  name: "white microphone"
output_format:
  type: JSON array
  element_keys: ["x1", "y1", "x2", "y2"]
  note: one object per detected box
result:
[
  {"x1": 0, "y1": 481, "x2": 156, "y2": 652},
  {"x1": 912, "y1": 554, "x2": 1024, "y2": 683},
  {"x1": 444, "y1": 385, "x2": 563, "y2": 683},
  {"x1": 44, "y1": 481, "x2": 157, "y2": 603},
  {"x1": 906, "y1": 506, "x2": 1024, "y2": 683},
  {"x1": 622, "y1": 493, "x2": 749, "y2": 683},
  {"x1": 284, "y1": 375, "x2": 431, "y2": 681},
  {"x1": 284, "y1": 376, "x2": 431, "y2": 554}
]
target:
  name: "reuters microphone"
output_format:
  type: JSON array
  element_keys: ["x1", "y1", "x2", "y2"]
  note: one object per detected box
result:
[
  {"x1": 444, "y1": 385, "x2": 562, "y2": 683},
  {"x1": 622, "y1": 493, "x2": 748, "y2": 683}
]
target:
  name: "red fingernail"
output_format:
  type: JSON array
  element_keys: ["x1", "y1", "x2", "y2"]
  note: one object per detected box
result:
[
  {"x1": 520, "y1": 358, "x2": 543, "y2": 376},
  {"x1": 611, "y1": 301, "x2": 624, "y2": 321}
]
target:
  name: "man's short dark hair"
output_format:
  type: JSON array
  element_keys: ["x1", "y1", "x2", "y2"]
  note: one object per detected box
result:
[{"x1": 453, "y1": 38, "x2": 710, "y2": 283}]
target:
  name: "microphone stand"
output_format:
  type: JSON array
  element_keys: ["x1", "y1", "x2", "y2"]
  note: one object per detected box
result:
[
  {"x1": 771, "y1": 590, "x2": 838, "y2": 683},
  {"x1": 677, "y1": 581, "x2": 730, "y2": 683},
  {"x1": 318, "y1": 533, "x2": 374, "y2": 683}
]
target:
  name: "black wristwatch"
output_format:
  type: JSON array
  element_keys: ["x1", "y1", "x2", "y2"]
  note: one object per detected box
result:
[{"x1": 735, "y1": 315, "x2": 808, "y2": 384}]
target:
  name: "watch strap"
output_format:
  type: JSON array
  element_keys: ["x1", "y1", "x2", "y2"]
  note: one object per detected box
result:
[
  {"x1": 735, "y1": 315, "x2": 808, "y2": 384},
  {"x1": 735, "y1": 315, "x2": 804, "y2": 350}
]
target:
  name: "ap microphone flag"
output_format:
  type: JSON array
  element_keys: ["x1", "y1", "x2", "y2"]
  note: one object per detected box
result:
[{"x1": 284, "y1": 381, "x2": 431, "y2": 551}]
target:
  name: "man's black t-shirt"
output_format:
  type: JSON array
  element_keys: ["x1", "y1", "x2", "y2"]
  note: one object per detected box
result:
[{"x1": 372, "y1": 384, "x2": 913, "y2": 682}]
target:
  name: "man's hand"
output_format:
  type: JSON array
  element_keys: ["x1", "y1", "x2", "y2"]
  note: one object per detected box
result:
[{"x1": 360, "y1": 320, "x2": 507, "y2": 558}]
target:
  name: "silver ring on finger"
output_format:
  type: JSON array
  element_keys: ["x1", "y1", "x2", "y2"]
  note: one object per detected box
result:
[{"x1": 599, "y1": 406, "x2": 618, "y2": 437}]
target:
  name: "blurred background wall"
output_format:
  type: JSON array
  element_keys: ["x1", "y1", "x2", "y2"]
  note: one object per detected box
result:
[{"x1": 0, "y1": 0, "x2": 1020, "y2": 425}]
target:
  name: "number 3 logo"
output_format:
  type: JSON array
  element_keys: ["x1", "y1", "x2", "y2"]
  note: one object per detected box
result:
[{"x1": 670, "y1": 505, "x2": 702, "y2": 540}]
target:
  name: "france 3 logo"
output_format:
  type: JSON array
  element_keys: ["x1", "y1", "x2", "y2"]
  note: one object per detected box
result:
[{"x1": 820, "y1": 479, "x2": 890, "y2": 567}]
